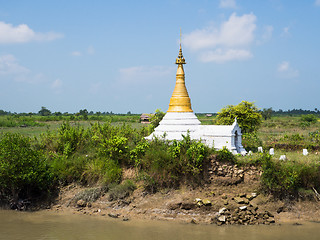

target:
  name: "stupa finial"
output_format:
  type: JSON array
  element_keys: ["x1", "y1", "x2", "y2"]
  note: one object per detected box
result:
[
  {"x1": 167, "y1": 31, "x2": 192, "y2": 113},
  {"x1": 176, "y1": 29, "x2": 186, "y2": 65}
]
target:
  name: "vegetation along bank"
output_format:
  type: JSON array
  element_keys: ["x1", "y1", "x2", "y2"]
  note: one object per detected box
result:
[{"x1": 1, "y1": 103, "x2": 320, "y2": 225}]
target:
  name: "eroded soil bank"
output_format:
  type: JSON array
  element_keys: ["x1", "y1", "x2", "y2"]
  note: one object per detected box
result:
[{"x1": 46, "y1": 159, "x2": 320, "y2": 226}]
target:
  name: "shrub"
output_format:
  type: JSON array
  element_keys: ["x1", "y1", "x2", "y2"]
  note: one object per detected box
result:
[
  {"x1": 73, "y1": 187, "x2": 106, "y2": 204},
  {"x1": 49, "y1": 153, "x2": 87, "y2": 184},
  {"x1": 215, "y1": 146, "x2": 236, "y2": 164},
  {"x1": 81, "y1": 158, "x2": 122, "y2": 185},
  {"x1": 301, "y1": 114, "x2": 318, "y2": 124},
  {"x1": 149, "y1": 109, "x2": 165, "y2": 130},
  {"x1": 108, "y1": 180, "x2": 136, "y2": 201},
  {"x1": 242, "y1": 132, "x2": 263, "y2": 152},
  {"x1": 57, "y1": 122, "x2": 87, "y2": 156},
  {"x1": 138, "y1": 134, "x2": 210, "y2": 188},
  {"x1": 216, "y1": 101, "x2": 262, "y2": 133},
  {"x1": 260, "y1": 154, "x2": 320, "y2": 197},
  {"x1": 0, "y1": 133, "x2": 53, "y2": 202}
]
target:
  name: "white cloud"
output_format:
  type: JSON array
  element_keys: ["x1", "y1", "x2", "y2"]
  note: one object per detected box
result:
[
  {"x1": 219, "y1": 0, "x2": 237, "y2": 9},
  {"x1": 0, "y1": 21, "x2": 63, "y2": 44},
  {"x1": 315, "y1": 0, "x2": 320, "y2": 6},
  {"x1": 0, "y1": 54, "x2": 30, "y2": 76},
  {"x1": 183, "y1": 12, "x2": 256, "y2": 63},
  {"x1": 51, "y1": 78, "x2": 62, "y2": 89},
  {"x1": 184, "y1": 13, "x2": 256, "y2": 50},
  {"x1": 262, "y1": 25, "x2": 273, "y2": 42},
  {"x1": 119, "y1": 66, "x2": 174, "y2": 84},
  {"x1": 277, "y1": 61, "x2": 299, "y2": 79},
  {"x1": 281, "y1": 26, "x2": 291, "y2": 38},
  {"x1": 278, "y1": 61, "x2": 289, "y2": 72},
  {"x1": 256, "y1": 25, "x2": 273, "y2": 45},
  {"x1": 71, "y1": 51, "x2": 82, "y2": 56},
  {"x1": 200, "y1": 48, "x2": 252, "y2": 63},
  {"x1": 0, "y1": 54, "x2": 46, "y2": 83},
  {"x1": 51, "y1": 78, "x2": 63, "y2": 94},
  {"x1": 71, "y1": 46, "x2": 95, "y2": 56},
  {"x1": 87, "y1": 46, "x2": 95, "y2": 55}
]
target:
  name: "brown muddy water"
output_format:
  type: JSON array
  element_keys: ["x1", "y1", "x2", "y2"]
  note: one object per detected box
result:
[{"x1": 0, "y1": 210, "x2": 320, "y2": 240}]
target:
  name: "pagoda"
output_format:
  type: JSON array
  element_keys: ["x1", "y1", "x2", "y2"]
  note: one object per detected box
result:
[
  {"x1": 146, "y1": 44, "x2": 246, "y2": 154},
  {"x1": 145, "y1": 44, "x2": 201, "y2": 141}
]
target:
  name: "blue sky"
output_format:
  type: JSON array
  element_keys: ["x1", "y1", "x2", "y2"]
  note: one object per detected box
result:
[{"x1": 1, "y1": 0, "x2": 320, "y2": 114}]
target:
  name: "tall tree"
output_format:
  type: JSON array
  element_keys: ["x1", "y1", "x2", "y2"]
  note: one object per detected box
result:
[{"x1": 216, "y1": 101, "x2": 262, "y2": 133}]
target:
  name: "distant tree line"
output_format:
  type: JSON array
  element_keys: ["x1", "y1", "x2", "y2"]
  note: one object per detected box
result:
[
  {"x1": 0, "y1": 107, "x2": 137, "y2": 116},
  {"x1": 1, "y1": 106, "x2": 319, "y2": 118},
  {"x1": 259, "y1": 107, "x2": 320, "y2": 120}
]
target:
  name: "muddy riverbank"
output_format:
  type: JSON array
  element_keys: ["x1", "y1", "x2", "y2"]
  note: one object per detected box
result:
[{"x1": 46, "y1": 162, "x2": 320, "y2": 226}]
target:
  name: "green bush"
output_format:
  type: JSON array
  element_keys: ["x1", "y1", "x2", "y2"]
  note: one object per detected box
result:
[
  {"x1": 108, "y1": 180, "x2": 136, "y2": 201},
  {"x1": 0, "y1": 133, "x2": 53, "y2": 202},
  {"x1": 215, "y1": 146, "x2": 236, "y2": 164},
  {"x1": 73, "y1": 187, "x2": 106, "y2": 204},
  {"x1": 260, "y1": 154, "x2": 320, "y2": 197},
  {"x1": 216, "y1": 101, "x2": 262, "y2": 133},
  {"x1": 137, "y1": 134, "x2": 210, "y2": 188},
  {"x1": 57, "y1": 122, "x2": 87, "y2": 156},
  {"x1": 49, "y1": 153, "x2": 87, "y2": 184},
  {"x1": 242, "y1": 132, "x2": 263, "y2": 152},
  {"x1": 301, "y1": 114, "x2": 318, "y2": 124}
]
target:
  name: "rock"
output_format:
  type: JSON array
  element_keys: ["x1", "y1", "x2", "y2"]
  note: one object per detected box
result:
[
  {"x1": 190, "y1": 219, "x2": 198, "y2": 224},
  {"x1": 239, "y1": 206, "x2": 247, "y2": 211},
  {"x1": 181, "y1": 202, "x2": 195, "y2": 210},
  {"x1": 267, "y1": 217, "x2": 275, "y2": 223},
  {"x1": 246, "y1": 194, "x2": 254, "y2": 201},
  {"x1": 167, "y1": 201, "x2": 182, "y2": 210},
  {"x1": 202, "y1": 199, "x2": 212, "y2": 206},
  {"x1": 265, "y1": 211, "x2": 274, "y2": 218},
  {"x1": 223, "y1": 200, "x2": 229, "y2": 205},
  {"x1": 108, "y1": 213, "x2": 120, "y2": 218},
  {"x1": 277, "y1": 206, "x2": 284, "y2": 214},
  {"x1": 197, "y1": 201, "x2": 203, "y2": 207},
  {"x1": 234, "y1": 197, "x2": 245, "y2": 204},
  {"x1": 76, "y1": 199, "x2": 86, "y2": 207},
  {"x1": 293, "y1": 222, "x2": 303, "y2": 226},
  {"x1": 221, "y1": 194, "x2": 228, "y2": 200},
  {"x1": 217, "y1": 215, "x2": 226, "y2": 222},
  {"x1": 219, "y1": 207, "x2": 227, "y2": 214},
  {"x1": 122, "y1": 217, "x2": 129, "y2": 221}
]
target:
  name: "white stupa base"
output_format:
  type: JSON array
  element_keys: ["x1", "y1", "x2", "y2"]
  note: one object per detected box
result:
[
  {"x1": 145, "y1": 112, "x2": 246, "y2": 154},
  {"x1": 145, "y1": 112, "x2": 201, "y2": 141}
]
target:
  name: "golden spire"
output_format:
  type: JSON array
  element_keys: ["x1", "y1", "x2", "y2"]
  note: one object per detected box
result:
[{"x1": 167, "y1": 43, "x2": 193, "y2": 112}]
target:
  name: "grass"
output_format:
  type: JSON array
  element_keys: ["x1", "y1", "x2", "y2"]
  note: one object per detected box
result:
[
  {"x1": 0, "y1": 120, "x2": 144, "y2": 138},
  {"x1": 258, "y1": 116, "x2": 320, "y2": 148}
]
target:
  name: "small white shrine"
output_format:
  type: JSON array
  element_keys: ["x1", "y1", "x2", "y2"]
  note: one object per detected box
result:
[{"x1": 145, "y1": 45, "x2": 246, "y2": 154}]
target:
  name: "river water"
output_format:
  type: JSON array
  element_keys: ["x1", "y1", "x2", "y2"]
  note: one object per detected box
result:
[{"x1": 1, "y1": 210, "x2": 320, "y2": 240}]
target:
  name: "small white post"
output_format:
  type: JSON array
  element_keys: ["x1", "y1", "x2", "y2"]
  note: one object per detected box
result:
[
  {"x1": 279, "y1": 155, "x2": 287, "y2": 160},
  {"x1": 269, "y1": 148, "x2": 274, "y2": 155},
  {"x1": 303, "y1": 149, "x2": 308, "y2": 156}
]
